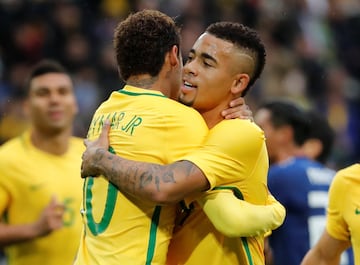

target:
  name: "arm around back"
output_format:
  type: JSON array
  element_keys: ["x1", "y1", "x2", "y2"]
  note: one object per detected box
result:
[
  {"x1": 197, "y1": 190, "x2": 286, "y2": 237},
  {"x1": 81, "y1": 120, "x2": 211, "y2": 204},
  {"x1": 84, "y1": 152, "x2": 210, "y2": 205}
]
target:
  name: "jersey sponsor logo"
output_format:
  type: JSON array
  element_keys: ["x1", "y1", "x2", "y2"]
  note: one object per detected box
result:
[
  {"x1": 355, "y1": 208, "x2": 360, "y2": 215},
  {"x1": 29, "y1": 182, "x2": 45, "y2": 191}
]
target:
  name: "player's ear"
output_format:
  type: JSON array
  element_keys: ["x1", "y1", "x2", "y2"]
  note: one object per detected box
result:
[
  {"x1": 169, "y1": 45, "x2": 180, "y2": 67},
  {"x1": 302, "y1": 138, "x2": 322, "y2": 160},
  {"x1": 231, "y1": 74, "x2": 249, "y2": 95}
]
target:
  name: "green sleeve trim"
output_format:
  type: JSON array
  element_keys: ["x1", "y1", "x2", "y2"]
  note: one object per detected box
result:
[
  {"x1": 212, "y1": 186, "x2": 244, "y2": 200},
  {"x1": 241, "y1": 237, "x2": 254, "y2": 265}
]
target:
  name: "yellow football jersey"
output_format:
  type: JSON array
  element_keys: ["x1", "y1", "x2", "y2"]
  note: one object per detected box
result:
[
  {"x1": 75, "y1": 85, "x2": 208, "y2": 265},
  {"x1": 167, "y1": 119, "x2": 269, "y2": 265},
  {"x1": 0, "y1": 131, "x2": 84, "y2": 265}
]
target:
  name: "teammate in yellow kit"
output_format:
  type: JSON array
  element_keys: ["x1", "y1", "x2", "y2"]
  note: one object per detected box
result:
[
  {"x1": 0, "y1": 60, "x2": 83, "y2": 265},
  {"x1": 81, "y1": 18, "x2": 283, "y2": 265},
  {"x1": 301, "y1": 163, "x2": 360, "y2": 265}
]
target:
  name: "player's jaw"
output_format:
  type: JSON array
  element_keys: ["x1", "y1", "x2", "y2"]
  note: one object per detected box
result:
[{"x1": 178, "y1": 79, "x2": 198, "y2": 107}]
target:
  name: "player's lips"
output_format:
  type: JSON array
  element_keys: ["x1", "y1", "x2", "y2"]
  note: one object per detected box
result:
[
  {"x1": 181, "y1": 81, "x2": 197, "y2": 94},
  {"x1": 48, "y1": 110, "x2": 64, "y2": 120}
]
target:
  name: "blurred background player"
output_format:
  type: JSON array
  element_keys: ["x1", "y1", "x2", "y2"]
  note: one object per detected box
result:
[
  {"x1": 0, "y1": 60, "x2": 84, "y2": 265},
  {"x1": 255, "y1": 100, "x2": 353, "y2": 265}
]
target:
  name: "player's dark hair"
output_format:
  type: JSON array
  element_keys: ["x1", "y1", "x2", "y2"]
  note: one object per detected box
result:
[
  {"x1": 305, "y1": 110, "x2": 335, "y2": 163},
  {"x1": 25, "y1": 59, "x2": 68, "y2": 95},
  {"x1": 260, "y1": 100, "x2": 310, "y2": 146},
  {"x1": 206, "y1": 22, "x2": 266, "y2": 96},
  {"x1": 113, "y1": 9, "x2": 181, "y2": 81}
]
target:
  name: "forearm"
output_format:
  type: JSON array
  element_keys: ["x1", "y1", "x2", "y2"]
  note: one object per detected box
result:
[
  {"x1": 301, "y1": 248, "x2": 339, "y2": 265},
  {"x1": 0, "y1": 223, "x2": 39, "y2": 248},
  {"x1": 197, "y1": 192, "x2": 286, "y2": 237},
  {"x1": 300, "y1": 231, "x2": 349, "y2": 265},
  {"x1": 90, "y1": 148, "x2": 209, "y2": 204}
]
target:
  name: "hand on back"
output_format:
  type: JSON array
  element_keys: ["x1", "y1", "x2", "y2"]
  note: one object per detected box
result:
[
  {"x1": 222, "y1": 97, "x2": 253, "y2": 121},
  {"x1": 81, "y1": 120, "x2": 111, "y2": 178}
]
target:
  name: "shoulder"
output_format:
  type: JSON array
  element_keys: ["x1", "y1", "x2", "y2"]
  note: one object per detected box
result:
[
  {"x1": 0, "y1": 136, "x2": 23, "y2": 161},
  {"x1": 268, "y1": 163, "x2": 290, "y2": 180},
  {"x1": 213, "y1": 118, "x2": 261, "y2": 131},
  {"x1": 157, "y1": 100, "x2": 208, "y2": 132},
  {"x1": 70, "y1": 136, "x2": 85, "y2": 145},
  {"x1": 269, "y1": 159, "x2": 302, "y2": 179},
  {"x1": 301, "y1": 159, "x2": 335, "y2": 185},
  {"x1": 0, "y1": 137, "x2": 20, "y2": 150},
  {"x1": 69, "y1": 136, "x2": 86, "y2": 153},
  {"x1": 272, "y1": 157, "x2": 314, "y2": 172},
  {"x1": 332, "y1": 163, "x2": 360, "y2": 187},
  {"x1": 208, "y1": 119, "x2": 265, "y2": 146},
  {"x1": 338, "y1": 163, "x2": 360, "y2": 176},
  {"x1": 163, "y1": 99, "x2": 204, "y2": 118},
  {"x1": 199, "y1": 119, "x2": 266, "y2": 163}
]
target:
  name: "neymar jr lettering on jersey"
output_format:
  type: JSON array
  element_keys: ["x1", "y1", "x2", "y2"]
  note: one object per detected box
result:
[{"x1": 87, "y1": 112, "x2": 143, "y2": 137}]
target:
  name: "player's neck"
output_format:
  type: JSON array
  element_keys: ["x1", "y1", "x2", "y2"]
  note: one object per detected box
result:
[
  {"x1": 30, "y1": 128, "x2": 72, "y2": 156},
  {"x1": 126, "y1": 74, "x2": 174, "y2": 98},
  {"x1": 275, "y1": 145, "x2": 305, "y2": 164},
  {"x1": 198, "y1": 101, "x2": 230, "y2": 129},
  {"x1": 127, "y1": 75, "x2": 161, "y2": 91},
  {"x1": 199, "y1": 109, "x2": 223, "y2": 129}
]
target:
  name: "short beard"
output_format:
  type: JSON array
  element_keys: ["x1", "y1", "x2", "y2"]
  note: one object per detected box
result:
[{"x1": 178, "y1": 95, "x2": 195, "y2": 107}]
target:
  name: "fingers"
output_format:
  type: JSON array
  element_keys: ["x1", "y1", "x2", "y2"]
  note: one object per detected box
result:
[
  {"x1": 48, "y1": 196, "x2": 65, "y2": 212},
  {"x1": 229, "y1": 97, "x2": 245, "y2": 107},
  {"x1": 222, "y1": 107, "x2": 253, "y2": 120},
  {"x1": 80, "y1": 167, "x2": 95, "y2": 178},
  {"x1": 48, "y1": 195, "x2": 60, "y2": 207},
  {"x1": 83, "y1": 120, "x2": 110, "y2": 148},
  {"x1": 84, "y1": 139, "x2": 90, "y2": 147},
  {"x1": 222, "y1": 97, "x2": 253, "y2": 121},
  {"x1": 100, "y1": 119, "x2": 111, "y2": 140},
  {"x1": 93, "y1": 119, "x2": 111, "y2": 149},
  {"x1": 80, "y1": 120, "x2": 110, "y2": 179}
]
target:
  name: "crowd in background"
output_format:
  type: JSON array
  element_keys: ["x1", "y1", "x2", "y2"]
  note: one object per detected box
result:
[{"x1": 0, "y1": 0, "x2": 359, "y2": 169}]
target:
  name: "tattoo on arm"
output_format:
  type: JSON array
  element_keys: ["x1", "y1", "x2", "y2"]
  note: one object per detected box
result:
[{"x1": 98, "y1": 149, "x2": 200, "y2": 201}]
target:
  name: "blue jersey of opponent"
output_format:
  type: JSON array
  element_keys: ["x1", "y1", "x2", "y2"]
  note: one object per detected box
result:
[{"x1": 268, "y1": 156, "x2": 354, "y2": 265}]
